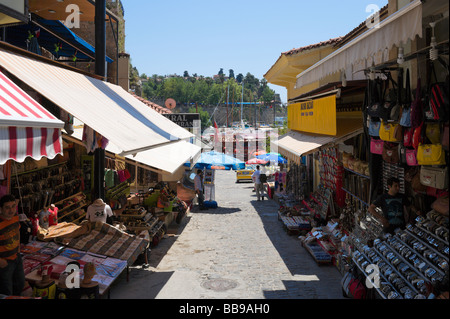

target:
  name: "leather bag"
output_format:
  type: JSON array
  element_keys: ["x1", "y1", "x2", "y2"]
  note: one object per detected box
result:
[{"x1": 382, "y1": 142, "x2": 400, "y2": 164}]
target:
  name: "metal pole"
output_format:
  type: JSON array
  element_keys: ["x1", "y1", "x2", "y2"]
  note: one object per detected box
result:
[
  {"x1": 227, "y1": 82, "x2": 229, "y2": 127},
  {"x1": 94, "y1": 0, "x2": 106, "y2": 201},
  {"x1": 241, "y1": 81, "x2": 244, "y2": 126},
  {"x1": 273, "y1": 94, "x2": 276, "y2": 127}
]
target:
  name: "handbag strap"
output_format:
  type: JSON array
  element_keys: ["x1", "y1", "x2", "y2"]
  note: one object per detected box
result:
[
  {"x1": 405, "y1": 68, "x2": 411, "y2": 104},
  {"x1": 384, "y1": 72, "x2": 397, "y2": 102},
  {"x1": 397, "y1": 68, "x2": 404, "y2": 105},
  {"x1": 427, "y1": 60, "x2": 439, "y2": 92},
  {"x1": 371, "y1": 78, "x2": 382, "y2": 103}
]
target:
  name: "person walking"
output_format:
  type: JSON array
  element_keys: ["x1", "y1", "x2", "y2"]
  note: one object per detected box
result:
[
  {"x1": 252, "y1": 165, "x2": 266, "y2": 201},
  {"x1": 0, "y1": 194, "x2": 25, "y2": 296},
  {"x1": 194, "y1": 169, "x2": 206, "y2": 210}
]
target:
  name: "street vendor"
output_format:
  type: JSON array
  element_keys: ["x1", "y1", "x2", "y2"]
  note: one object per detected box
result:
[
  {"x1": 0, "y1": 194, "x2": 25, "y2": 296},
  {"x1": 85, "y1": 198, "x2": 114, "y2": 224},
  {"x1": 368, "y1": 177, "x2": 419, "y2": 234}
]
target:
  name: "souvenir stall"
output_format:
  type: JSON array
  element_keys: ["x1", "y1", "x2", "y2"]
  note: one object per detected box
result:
[
  {"x1": 1, "y1": 123, "x2": 174, "y2": 299},
  {"x1": 276, "y1": 131, "x2": 365, "y2": 267},
  {"x1": 276, "y1": 154, "x2": 312, "y2": 234},
  {"x1": 340, "y1": 57, "x2": 449, "y2": 299},
  {"x1": 65, "y1": 135, "x2": 187, "y2": 249},
  {"x1": 298, "y1": 143, "x2": 361, "y2": 266},
  {"x1": 22, "y1": 241, "x2": 127, "y2": 299}
]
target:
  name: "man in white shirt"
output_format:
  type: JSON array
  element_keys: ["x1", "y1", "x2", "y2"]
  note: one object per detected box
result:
[
  {"x1": 251, "y1": 165, "x2": 266, "y2": 201},
  {"x1": 86, "y1": 198, "x2": 113, "y2": 223},
  {"x1": 194, "y1": 170, "x2": 205, "y2": 210}
]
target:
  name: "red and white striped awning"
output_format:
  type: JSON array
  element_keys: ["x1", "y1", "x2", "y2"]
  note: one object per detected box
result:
[{"x1": 0, "y1": 70, "x2": 64, "y2": 164}]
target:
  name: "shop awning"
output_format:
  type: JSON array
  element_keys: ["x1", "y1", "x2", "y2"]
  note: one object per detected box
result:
[
  {"x1": 272, "y1": 118, "x2": 363, "y2": 164},
  {"x1": 123, "y1": 140, "x2": 202, "y2": 175},
  {"x1": 68, "y1": 119, "x2": 201, "y2": 175},
  {"x1": 0, "y1": 46, "x2": 193, "y2": 156},
  {"x1": 0, "y1": 70, "x2": 64, "y2": 164},
  {"x1": 295, "y1": 0, "x2": 423, "y2": 88}
]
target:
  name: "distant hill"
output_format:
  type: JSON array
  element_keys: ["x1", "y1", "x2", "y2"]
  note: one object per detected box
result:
[{"x1": 129, "y1": 66, "x2": 285, "y2": 128}]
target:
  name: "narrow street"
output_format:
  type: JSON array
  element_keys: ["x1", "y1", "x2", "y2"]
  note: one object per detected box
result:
[{"x1": 110, "y1": 170, "x2": 344, "y2": 299}]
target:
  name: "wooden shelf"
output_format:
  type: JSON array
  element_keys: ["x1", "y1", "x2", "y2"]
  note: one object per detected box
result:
[
  {"x1": 72, "y1": 212, "x2": 87, "y2": 224},
  {"x1": 14, "y1": 161, "x2": 67, "y2": 176},
  {"x1": 59, "y1": 203, "x2": 87, "y2": 221}
]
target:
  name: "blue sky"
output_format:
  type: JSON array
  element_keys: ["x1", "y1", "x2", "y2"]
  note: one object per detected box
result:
[{"x1": 122, "y1": 0, "x2": 388, "y2": 103}]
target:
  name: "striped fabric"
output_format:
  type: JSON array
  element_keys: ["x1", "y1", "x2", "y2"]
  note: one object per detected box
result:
[
  {"x1": 59, "y1": 222, "x2": 149, "y2": 266},
  {"x1": 0, "y1": 215, "x2": 20, "y2": 261},
  {"x1": 0, "y1": 70, "x2": 63, "y2": 164},
  {"x1": 0, "y1": 126, "x2": 62, "y2": 164}
]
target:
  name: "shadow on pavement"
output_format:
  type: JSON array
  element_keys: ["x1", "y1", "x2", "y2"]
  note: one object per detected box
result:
[
  {"x1": 191, "y1": 206, "x2": 242, "y2": 215},
  {"x1": 250, "y1": 199, "x2": 344, "y2": 299},
  {"x1": 108, "y1": 214, "x2": 193, "y2": 298},
  {"x1": 109, "y1": 269, "x2": 174, "y2": 299}
]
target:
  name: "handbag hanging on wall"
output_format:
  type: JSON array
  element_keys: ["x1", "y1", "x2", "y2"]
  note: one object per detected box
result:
[
  {"x1": 425, "y1": 123, "x2": 441, "y2": 145},
  {"x1": 368, "y1": 120, "x2": 381, "y2": 137},
  {"x1": 366, "y1": 78, "x2": 384, "y2": 119},
  {"x1": 420, "y1": 166, "x2": 448, "y2": 190},
  {"x1": 424, "y1": 60, "x2": 449, "y2": 121},
  {"x1": 416, "y1": 143, "x2": 446, "y2": 166},
  {"x1": 410, "y1": 77, "x2": 423, "y2": 128},
  {"x1": 403, "y1": 127, "x2": 414, "y2": 147},
  {"x1": 412, "y1": 122, "x2": 424, "y2": 150},
  {"x1": 370, "y1": 138, "x2": 384, "y2": 155},
  {"x1": 379, "y1": 121, "x2": 402, "y2": 142},
  {"x1": 400, "y1": 69, "x2": 412, "y2": 127},
  {"x1": 405, "y1": 148, "x2": 419, "y2": 166},
  {"x1": 389, "y1": 68, "x2": 404, "y2": 122},
  {"x1": 382, "y1": 142, "x2": 400, "y2": 164},
  {"x1": 381, "y1": 73, "x2": 398, "y2": 122}
]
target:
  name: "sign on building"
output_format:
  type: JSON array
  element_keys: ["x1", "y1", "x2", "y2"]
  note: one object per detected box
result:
[{"x1": 163, "y1": 113, "x2": 200, "y2": 128}]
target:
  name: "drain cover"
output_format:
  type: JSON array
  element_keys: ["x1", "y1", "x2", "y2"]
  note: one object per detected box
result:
[{"x1": 201, "y1": 278, "x2": 238, "y2": 292}]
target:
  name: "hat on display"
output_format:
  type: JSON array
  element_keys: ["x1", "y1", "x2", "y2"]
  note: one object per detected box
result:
[{"x1": 92, "y1": 198, "x2": 106, "y2": 208}]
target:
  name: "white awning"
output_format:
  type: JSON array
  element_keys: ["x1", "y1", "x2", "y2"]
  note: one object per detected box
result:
[
  {"x1": 295, "y1": 0, "x2": 423, "y2": 88},
  {"x1": 69, "y1": 119, "x2": 201, "y2": 175},
  {"x1": 273, "y1": 131, "x2": 336, "y2": 164},
  {"x1": 0, "y1": 47, "x2": 193, "y2": 156},
  {"x1": 273, "y1": 119, "x2": 363, "y2": 164},
  {"x1": 123, "y1": 140, "x2": 201, "y2": 175}
]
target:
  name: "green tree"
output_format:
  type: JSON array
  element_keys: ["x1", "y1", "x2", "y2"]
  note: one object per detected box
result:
[
  {"x1": 188, "y1": 105, "x2": 210, "y2": 131},
  {"x1": 261, "y1": 86, "x2": 275, "y2": 104},
  {"x1": 236, "y1": 73, "x2": 243, "y2": 84}
]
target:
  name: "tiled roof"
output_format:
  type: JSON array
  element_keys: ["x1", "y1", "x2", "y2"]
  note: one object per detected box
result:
[
  {"x1": 334, "y1": 4, "x2": 388, "y2": 48},
  {"x1": 282, "y1": 37, "x2": 343, "y2": 56},
  {"x1": 131, "y1": 93, "x2": 172, "y2": 114}
]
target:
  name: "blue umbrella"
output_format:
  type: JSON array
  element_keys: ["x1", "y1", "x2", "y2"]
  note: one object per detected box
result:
[
  {"x1": 256, "y1": 152, "x2": 287, "y2": 164},
  {"x1": 194, "y1": 151, "x2": 245, "y2": 170}
]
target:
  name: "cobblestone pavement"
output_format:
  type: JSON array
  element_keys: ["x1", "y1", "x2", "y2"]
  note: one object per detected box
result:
[{"x1": 110, "y1": 170, "x2": 344, "y2": 299}]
